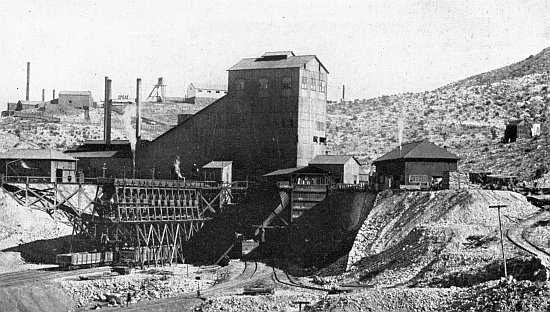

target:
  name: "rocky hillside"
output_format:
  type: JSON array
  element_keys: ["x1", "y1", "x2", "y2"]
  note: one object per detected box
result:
[
  {"x1": 340, "y1": 190, "x2": 542, "y2": 288},
  {"x1": 327, "y1": 47, "x2": 550, "y2": 180}
]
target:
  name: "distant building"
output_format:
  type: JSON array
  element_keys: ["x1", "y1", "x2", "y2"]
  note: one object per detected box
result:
[
  {"x1": 16, "y1": 100, "x2": 45, "y2": 111},
  {"x1": 58, "y1": 91, "x2": 95, "y2": 109},
  {"x1": 185, "y1": 83, "x2": 228, "y2": 105},
  {"x1": 373, "y1": 139, "x2": 459, "y2": 190},
  {"x1": 308, "y1": 155, "x2": 361, "y2": 184},
  {"x1": 0, "y1": 149, "x2": 76, "y2": 182},
  {"x1": 504, "y1": 119, "x2": 540, "y2": 142},
  {"x1": 202, "y1": 161, "x2": 232, "y2": 183}
]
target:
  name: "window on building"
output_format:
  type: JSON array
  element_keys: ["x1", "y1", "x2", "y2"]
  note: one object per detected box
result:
[
  {"x1": 310, "y1": 77, "x2": 317, "y2": 91},
  {"x1": 282, "y1": 77, "x2": 292, "y2": 89},
  {"x1": 216, "y1": 91, "x2": 220, "y2": 93},
  {"x1": 235, "y1": 79, "x2": 245, "y2": 90},
  {"x1": 409, "y1": 175, "x2": 429, "y2": 184},
  {"x1": 316, "y1": 121, "x2": 325, "y2": 131},
  {"x1": 197, "y1": 89, "x2": 203, "y2": 92},
  {"x1": 301, "y1": 76, "x2": 308, "y2": 89},
  {"x1": 313, "y1": 136, "x2": 318, "y2": 143},
  {"x1": 319, "y1": 137, "x2": 326, "y2": 144},
  {"x1": 258, "y1": 78, "x2": 268, "y2": 89},
  {"x1": 207, "y1": 90, "x2": 211, "y2": 93}
]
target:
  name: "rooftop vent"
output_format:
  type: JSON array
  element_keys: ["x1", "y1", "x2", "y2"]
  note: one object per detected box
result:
[{"x1": 255, "y1": 51, "x2": 295, "y2": 62}]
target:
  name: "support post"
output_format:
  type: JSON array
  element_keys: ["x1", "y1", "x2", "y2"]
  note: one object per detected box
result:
[{"x1": 490, "y1": 204, "x2": 508, "y2": 278}]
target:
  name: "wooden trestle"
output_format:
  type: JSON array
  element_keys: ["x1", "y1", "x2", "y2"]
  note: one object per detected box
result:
[
  {"x1": 81, "y1": 179, "x2": 208, "y2": 264},
  {"x1": 1, "y1": 177, "x2": 248, "y2": 266}
]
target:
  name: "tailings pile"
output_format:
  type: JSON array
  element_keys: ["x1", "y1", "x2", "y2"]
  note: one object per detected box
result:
[{"x1": 342, "y1": 189, "x2": 540, "y2": 287}]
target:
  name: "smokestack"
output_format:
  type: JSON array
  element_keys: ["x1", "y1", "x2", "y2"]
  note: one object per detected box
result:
[
  {"x1": 136, "y1": 78, "x2": 141, "y2": 141},
  {"x1": 42, "y1": 89, "x2": 45, "y2": 102},
  {"x1": 52, "y1": 90, "x2": 55, "y2": 101},
  {"x1": 104, "y1": 77, "x2": 112, "y2": 148},
  {"x1": 26, "y1": 62, "x2": 30, "y2": 101},
  {"x1": 342, "y1": 84, "x2": 345, "y2": 102}
]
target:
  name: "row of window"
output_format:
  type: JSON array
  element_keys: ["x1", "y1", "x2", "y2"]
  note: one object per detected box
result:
[
  {"x1": 233, "y1": 76, "x2": 325, "y2": 93},
  {"x1": 301, "y1": 77, "x2": 326, "y2": 92},
  {"x1": 313, "y1": 136, "x2": 327, "y2": 145},
  {"x1": 197, "y1": 89, "x2": 227, "y2": 94}
]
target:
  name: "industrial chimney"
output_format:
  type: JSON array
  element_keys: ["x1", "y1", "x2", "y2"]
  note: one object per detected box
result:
[
  {"x1": 42, "y1": 89, "x2": 45, "y2": 102},
  {"x1": 52, "y1": 90, "x2": 55, "y2": 101},
  {"x1": 26, "y1": 62, "x2": 30, "y2": 101},
  {"x1": 104, "y1": 77, "x2": 112, "y2": 148},
  {"x1": 136, "y1": 78, "x2": 142, "y2": 141},
  {"x1": 342, "y1": 84, "x2": 345, "y2": 103}
]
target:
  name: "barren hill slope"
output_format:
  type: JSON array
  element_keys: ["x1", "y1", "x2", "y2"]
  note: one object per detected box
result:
[{"x1": 327, "y1": 47, "x2": 550, "y2": 180}]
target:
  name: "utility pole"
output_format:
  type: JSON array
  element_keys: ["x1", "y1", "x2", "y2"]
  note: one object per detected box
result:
[{"x1": 489, "y1": 204, "x2": 508, "y2": 278}]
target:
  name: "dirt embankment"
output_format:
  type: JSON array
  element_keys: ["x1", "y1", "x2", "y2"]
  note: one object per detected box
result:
[
  {"x1": 343, "y1": 189, "x2": 540, "y2": 287},
  {"x1": 0, "y1": 188, "x2": 72, "y2": 272}
]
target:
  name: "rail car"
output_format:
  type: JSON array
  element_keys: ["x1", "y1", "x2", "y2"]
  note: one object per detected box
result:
[
  {"x1": 56, "y1": 251, "x2": 114, "y2": 269},
  {"x1": 119, "y1": 246, "x2": 173, "y2": 267}
]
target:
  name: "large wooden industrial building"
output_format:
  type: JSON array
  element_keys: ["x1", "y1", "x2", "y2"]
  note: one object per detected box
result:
[{"x1": 137, "y1": 51, "x2": 329, "y2": 180}]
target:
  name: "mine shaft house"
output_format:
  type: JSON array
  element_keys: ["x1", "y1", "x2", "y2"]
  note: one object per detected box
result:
[
  {"x1": 137, "y1": 51, "x2": 329, "y2": 180},
  {"x1": 373, "y1": 139, "x2": 459, "y2": 190},
  {"x1": 0, "y1": 149, "x2": 77, "y2": 183}
]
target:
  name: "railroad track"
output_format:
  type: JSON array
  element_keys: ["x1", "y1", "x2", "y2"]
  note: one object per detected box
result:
[
  {"x1": 271, "y1": 265, "x2": 330, "y2": 292},
  {"x1": 0, "y1": 266, "x2": 110, "y2": 288},
  {"x1": 506, "y1": 211, "x2": 550, "y2": 266},
  {"x1": 235, "y1": 260, "x2": 258, "y2": 280}
]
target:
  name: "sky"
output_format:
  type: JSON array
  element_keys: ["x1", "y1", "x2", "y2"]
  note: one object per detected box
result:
[{"x1": 0, "y1": 0, "x2": 549, "y2": 112}]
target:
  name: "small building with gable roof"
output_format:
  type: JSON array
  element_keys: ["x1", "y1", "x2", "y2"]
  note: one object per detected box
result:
[
  {"x1": 58, "y1": 91, "x2": 95, "y2": 109},
  {"x1": 0, "y1": 149, "x2": 77, "y2": 182},
  {"x1": 186, "y1": 83, "x2": 228, "y2": 105},
  {"x1": 308, "y1": 155, "x2": 360, "y2": 184},
  {"x1": 202, "y1": 161, "x2": 232, "y2": 184},
  {"x1": 373, "y1": 139, "x2": 459, "y2": 189}
]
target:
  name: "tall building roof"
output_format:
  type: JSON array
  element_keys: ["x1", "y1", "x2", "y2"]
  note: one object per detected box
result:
[
  {"x1": 373, "y1": 139, "x2": 459, "y2": 163},
  {"x1": 0, "y1": 149, "x2": 76, "y2": 161},
  {"x1": 59, "y1": 91, "x2": 92, "y2": 96},
  {"x1": 309, "y1": 155, "x2": 360, "y2": 165},
  {"x1": 228, "y1": 51, "x2": 329, "y2": 73}
]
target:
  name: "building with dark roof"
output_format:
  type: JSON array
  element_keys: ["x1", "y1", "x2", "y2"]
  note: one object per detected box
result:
[
  {"x1": 308, "y1": 155, "x2": 360, "y2": 184},
  {"x1": 186, "y1": 83, "x2": 228, "y2": 105},
  {"x1": 0, "y1": 149, "x2": 76, "y2": 182},
  {"x1": 58, "y1": 91, "x2": 95, "y2": 109},
  {"x1": 136, "y1": 51, "x2": 329, "y2": 180},
  {"x1": 373, "y1": 139, "x2": 459, "y2": 189},
  {"x1": 64, "y1": 140, "x2": 134, "y2": 178}
]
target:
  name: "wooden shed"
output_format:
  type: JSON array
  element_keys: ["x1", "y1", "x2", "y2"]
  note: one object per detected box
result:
[
  {"x1": 0, "y1": 149, "x2": 77, "y2": 182},
  {"x1": 202, "y1": 161, "x2": 232, "y2": 184},
  {"x1": 308, "y1": 155, "x2": 361, "y2": 184},
  {"x1": 373, "y1": 139, "x2": 459, "y2": 190},
  {"x1": 504, "y1": 119, "x2": 532, "y2": 142}
]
